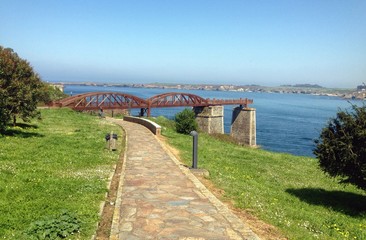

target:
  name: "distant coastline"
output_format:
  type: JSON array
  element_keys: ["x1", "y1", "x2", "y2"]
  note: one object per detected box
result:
[
  {"x1": 58, "y1": 83, "x2": 362, "y2": 156},
  {"x1": 50, "y1": 81, "x2": 366, "y2": 100}
]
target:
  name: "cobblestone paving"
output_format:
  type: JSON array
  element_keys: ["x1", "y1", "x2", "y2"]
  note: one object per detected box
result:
[{"x1": 110, "y1": 119, "x2": 259, "y2": 240}]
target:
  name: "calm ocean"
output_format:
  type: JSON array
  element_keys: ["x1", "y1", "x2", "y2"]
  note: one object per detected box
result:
[{"x1": 64, "y1": 84, "x2": 359, "y2": 157}]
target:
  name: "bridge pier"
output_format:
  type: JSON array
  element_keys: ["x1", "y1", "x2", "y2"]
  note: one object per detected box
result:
[
  {"x1": 194, "y1": 106, "x2": 224, "y2": 134},
  {"x1": 231, "y1": 107, "x2": 256, "y2": 146}
]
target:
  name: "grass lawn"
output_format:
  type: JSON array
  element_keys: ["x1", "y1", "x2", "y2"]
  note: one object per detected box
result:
[
  {"x1": 153, "y1": 116, "x2": 366, "y2": 239},
  {"x1": 0, "y1": 108, "x2": 122, "y2": 239}
]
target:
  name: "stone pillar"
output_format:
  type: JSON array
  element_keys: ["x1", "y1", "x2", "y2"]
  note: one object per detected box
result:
[
  {"x1": 194, "y1": 106, "x2": 224, "y2": 134},
  {"x1": 231, "y1": 107, "x2": 256, "y2": 146}
]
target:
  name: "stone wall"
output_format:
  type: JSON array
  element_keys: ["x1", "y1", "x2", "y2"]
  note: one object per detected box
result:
[{"x1": 123, "y1": 116, "x2": 161, "y2": 135}]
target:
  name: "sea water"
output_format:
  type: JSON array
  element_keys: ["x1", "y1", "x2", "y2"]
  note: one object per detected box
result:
[{"x1": 63, "y1": 85, "x2": 360, "y2": 157}]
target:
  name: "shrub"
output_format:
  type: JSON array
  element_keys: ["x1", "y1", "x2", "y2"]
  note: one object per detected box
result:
[
  {"x1": 39, "y1": 85, "x2": 69, "y2": 104},
  {"x1": 174, "y1": 108, "x2": 198, "y2": 134},
  {"x1": 314, "y1": 104, "x2": 366, "y2": 190},
  {"x1": 26, "y1": 210, "x2": 81, "y2": 240}
]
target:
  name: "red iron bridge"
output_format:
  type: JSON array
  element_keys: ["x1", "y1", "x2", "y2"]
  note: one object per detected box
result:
[{"x1": 52, "y1": 92, "x2": 253, "y2": 117}]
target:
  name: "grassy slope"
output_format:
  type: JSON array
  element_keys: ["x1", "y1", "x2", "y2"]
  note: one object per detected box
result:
[
  {"x1": 153, "y1": 116, "x2": 366, "y2": 239},
  {"x1": 0, "y1": 109, "x2": 122, "y2": 239}
]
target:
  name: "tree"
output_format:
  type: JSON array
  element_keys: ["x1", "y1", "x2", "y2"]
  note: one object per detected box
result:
[
  {"x1": 0, "y1": 46, "x2": 45, "y2": 133},
  {"x1": 38, "y1": 84, "x2": 68, "y2": 104},
  {"x1": 314, "y1": 104, "x2": 366, "y2": 190},
  {"x1": 174, "y1": 108, "x2": 198, "y2": 134}
]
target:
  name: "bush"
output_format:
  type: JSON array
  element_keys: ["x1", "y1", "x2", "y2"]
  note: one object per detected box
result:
[
  {"x1": 174, "y1": 108, "x2": 198, "y2": 134},
  {"x1": 39, "y1": 85, "x2": 69, "y2": 104},
  {"x1": 26, "y1": 210, "x2": 81, "y2": 239},
  {"x1": 314, "y1": 104, "x2": 366, "y2": 190}
]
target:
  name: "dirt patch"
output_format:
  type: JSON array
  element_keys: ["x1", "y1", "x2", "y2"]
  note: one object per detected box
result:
[
  {"x1": 95, "y1": 160, "x2": 122, "y2": 239},
  {"x1": 158, "y1": 135, "x2": 182, "y2": 158},
  {"x1": 95, "y1": 136, "x2": 125, "y2": 239}
]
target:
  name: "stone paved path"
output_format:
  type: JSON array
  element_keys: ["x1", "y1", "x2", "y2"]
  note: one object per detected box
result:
[{"x1": 109, "y1": 119, "x2": 259, "y2": 240}]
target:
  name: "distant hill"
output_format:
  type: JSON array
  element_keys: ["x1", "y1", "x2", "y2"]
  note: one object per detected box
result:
[{"x1": 280, "y1": 84, "x2": 323, "y2": 88}]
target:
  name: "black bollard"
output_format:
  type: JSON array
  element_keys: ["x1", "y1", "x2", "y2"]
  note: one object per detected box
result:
[{"x1": 190, "y1": 131, "x2": 198, "y2": 169}]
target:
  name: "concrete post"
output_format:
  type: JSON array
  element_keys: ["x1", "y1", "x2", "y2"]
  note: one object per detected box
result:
[
  {"x1": 231, "y1": 107, "x2": 256, "y2": 146},
  {"x1": 194, "y1": 106, "x2": 224, "y2": 134}
]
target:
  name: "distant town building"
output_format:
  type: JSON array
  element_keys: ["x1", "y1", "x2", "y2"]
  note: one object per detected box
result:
[{"x1": 357, "y1": 85, "x2": 366, "y2": 91}]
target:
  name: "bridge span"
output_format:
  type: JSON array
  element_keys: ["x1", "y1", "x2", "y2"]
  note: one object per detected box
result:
[
  {"x1": 52, "y1": 91, "x2": 253, "y2": 117},
  {"x1": 52, "y1": 91, "x2": 256, "y2": 146}
]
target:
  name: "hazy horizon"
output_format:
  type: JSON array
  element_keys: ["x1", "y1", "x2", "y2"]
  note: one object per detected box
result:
[
  {"x1": 1, "y1": 1, "x2": 365, "y2": 88},
  {"x1": 48, "y1": 79, "x2": 360, "y2": 90}
]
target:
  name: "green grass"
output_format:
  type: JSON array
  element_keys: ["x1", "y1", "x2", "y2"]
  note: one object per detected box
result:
[
  {"x1": 0, "y1": 108, "x2": 122, "y2": 239},
  {"x1": 152, "y1": 116, "x2": 366, "y2": 239}
]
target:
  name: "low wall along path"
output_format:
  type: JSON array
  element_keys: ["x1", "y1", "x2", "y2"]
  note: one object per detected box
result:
[{"x1": 109, "y1": 118, "x2": 259, "y2": 239}]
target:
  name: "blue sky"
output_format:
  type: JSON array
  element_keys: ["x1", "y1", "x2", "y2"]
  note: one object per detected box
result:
[{"x1": 1, "y1": 0, "x2": 365, "y2": 88}]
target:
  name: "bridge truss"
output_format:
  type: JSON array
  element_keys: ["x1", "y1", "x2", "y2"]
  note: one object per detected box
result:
[{"x1": 52, "y1": 92, "x2": 253, "y2": 116}]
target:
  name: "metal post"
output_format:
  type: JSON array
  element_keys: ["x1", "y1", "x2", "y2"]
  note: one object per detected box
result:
[{"x1": 190, "y1": 131, "x2": 198, "y2": 169}]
